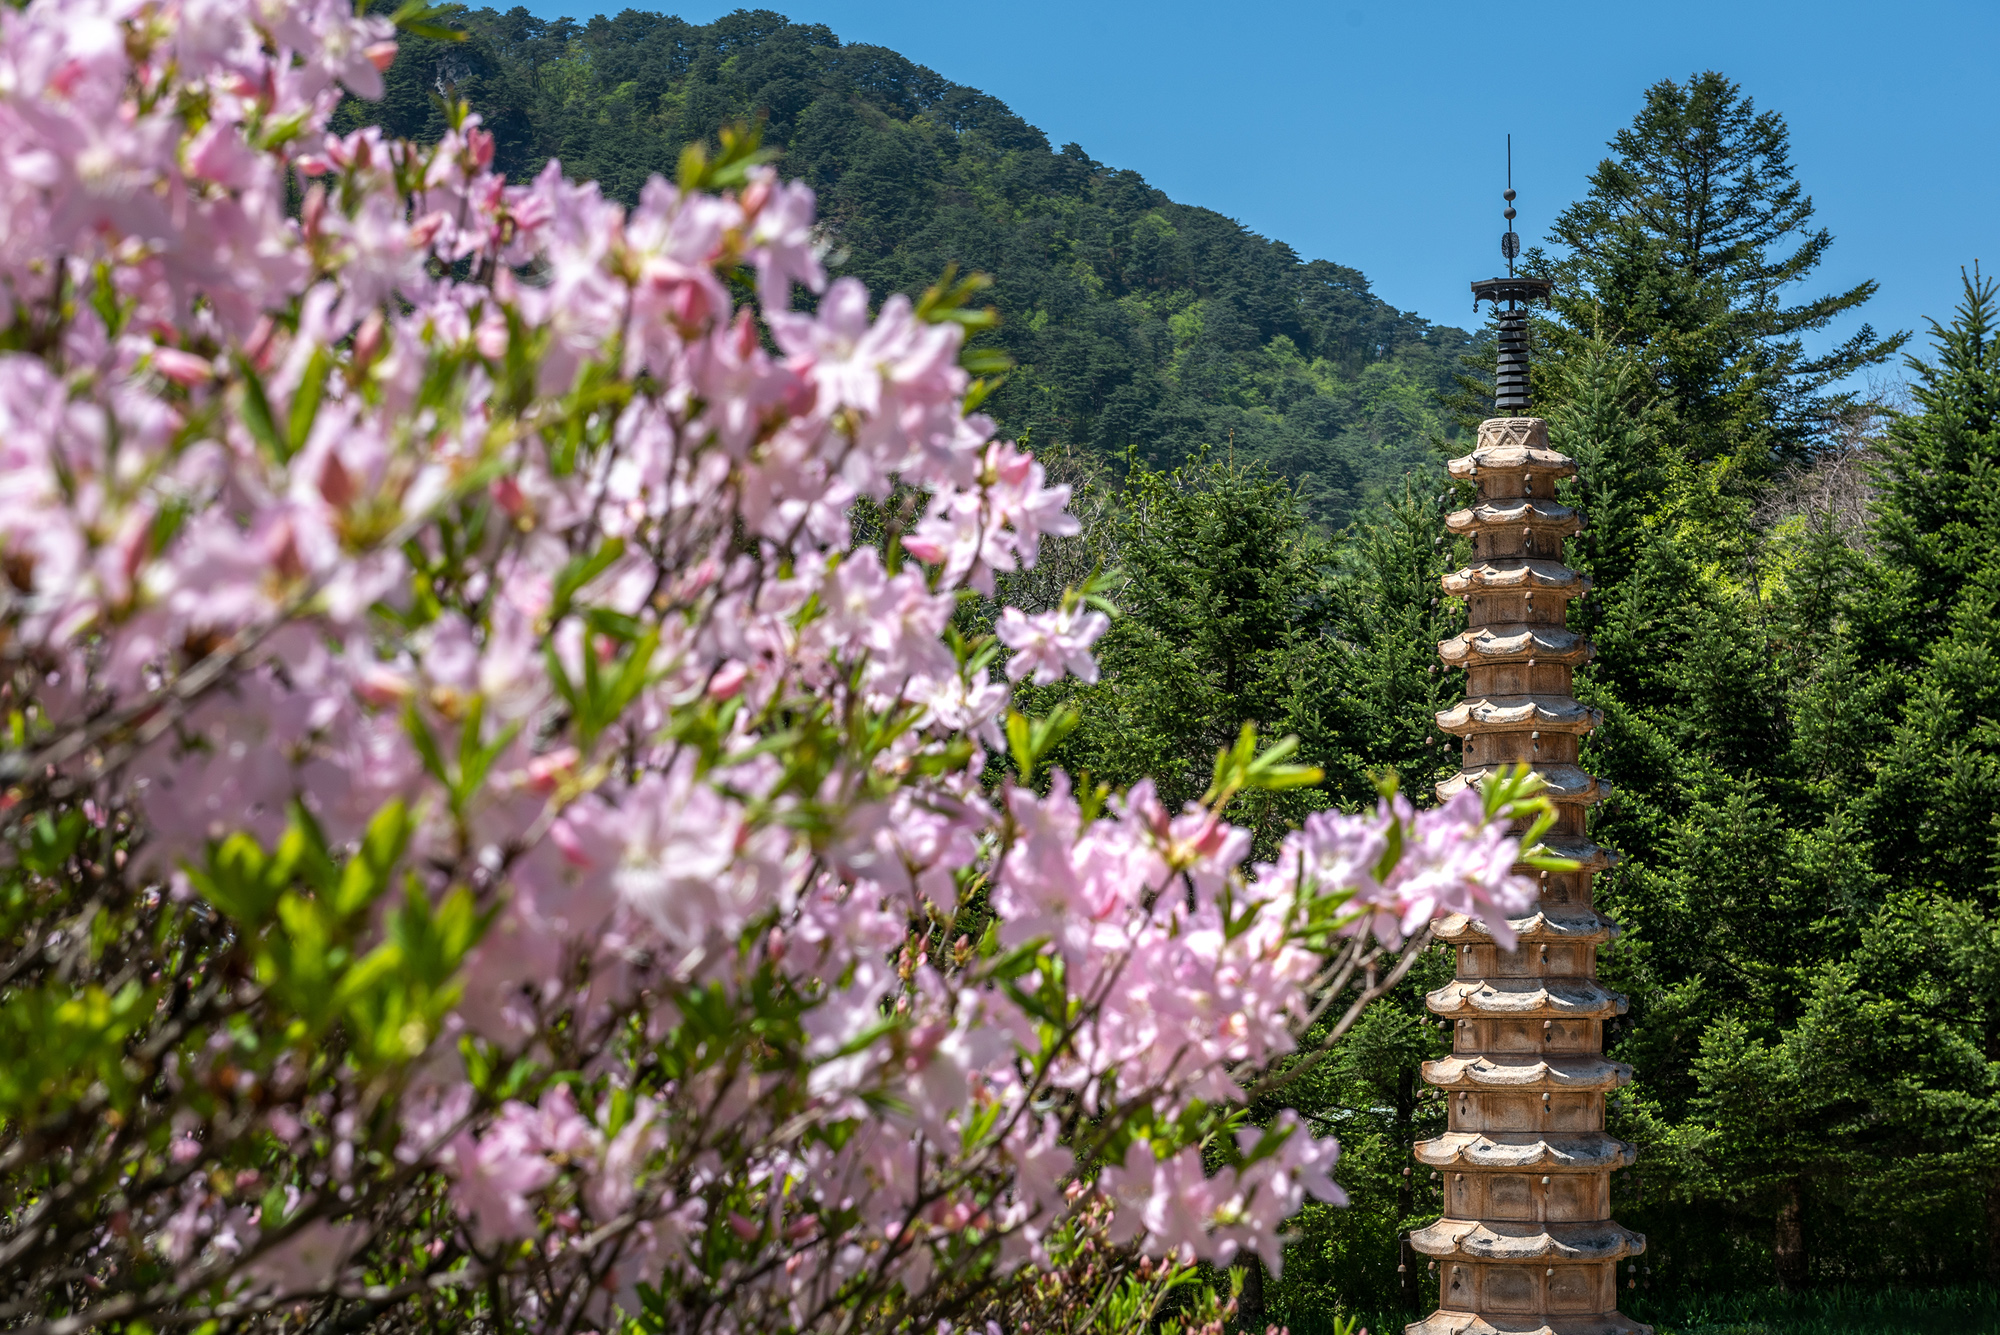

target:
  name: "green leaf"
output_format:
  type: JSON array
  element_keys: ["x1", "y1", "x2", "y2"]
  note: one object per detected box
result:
[
  {"x1": 287, "y1": 345, "x2": 333, "y2": 456},
  {"x1": 404, "y1": 704, "x2": 451, "y2": 791},
  {"x1": 232, "y1": 356, "x2": 287, "y2": 461},
  {"x1": 1241, "y1": 732, "x2": 1323, "y2": 792},
  {"x1": 915, "y1": 263, "x2": 999, "y2": 332},
  {"x1": 389, "y1": 0, "x2": 469, "y2": 41},
  {"x1": 960, "y1": 347, "x2": 1014, "y2": 376},
  {"x1": 1200, "y1": 723, "x2": 1319, "y2": 807},
  {"x1": 1004, "y1": 706, "x2": 1080, "y2": 781},
  {"x1": 330, "y1": 940, "x2": 405, "y2": 1017},
  {"x1": 962, "y1": 374, "x2": 1006, "y2": 415},
  {"x1": 676, "y1": 121, "x2": 776, "y2": 193},
  {"x1": 335, "y1": 800, "x2": 413, "y2": 916},
  {"x1": 20, "y1": 809, "x2": 85, "y2": 876},
  {"x1": 0, "y1": 981, "x2": 153, "y2": 1124},
  {"x1": 549, "y1": 537, "x2": 626, "y2": 624},
  {"x1": 1372, "y1": 802, "x2": 1406, "y2": 885},
  {"x1": 986, "y1": 937, "x2": 1050, "y2": 982},
  {"x1": 88, "y1": 261, "x2": 127, "y2": 338},
  {"x1": 398, "y1": 18, "x2": 468, "y2": 41},
  {"x1": 184, "y1": 832, "x2": 280, "y2": 925}
]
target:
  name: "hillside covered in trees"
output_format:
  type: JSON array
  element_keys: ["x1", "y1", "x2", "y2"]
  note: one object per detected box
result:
[
  {"x1": 352, "y1": 16, "x2": 2000, "y2": 1330},
  {"x1": 344, "y1": 5, "x2": 1478, "y2": 529}
]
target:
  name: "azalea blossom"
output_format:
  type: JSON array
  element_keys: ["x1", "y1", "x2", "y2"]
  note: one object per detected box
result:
[
  {"x1": 0, "y1": 3, "x2": 1550, "y2": 1329},
  {"x1": 997, "y1": 604, "x2": 1112, "y2": 684}
]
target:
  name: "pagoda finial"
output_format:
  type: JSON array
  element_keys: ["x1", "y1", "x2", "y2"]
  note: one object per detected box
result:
[{"x1": 1472, "y1": 137, "x2": 1551, "y2": 415}]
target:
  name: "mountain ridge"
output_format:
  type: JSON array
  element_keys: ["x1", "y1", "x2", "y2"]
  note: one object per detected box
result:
[{"x1": 349, "y1": 5, "x2": 1483, "y2": 527}]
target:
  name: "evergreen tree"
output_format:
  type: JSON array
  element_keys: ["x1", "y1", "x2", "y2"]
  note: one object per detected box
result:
[
  {"x1": 1850, "y1": 269, "x2": 2000, "y2": 898},
  {"x1": 1582, "y1": 274, "x2": 2000, "y2": 1293},
  {"x1": 1772, "y1": 892, "x2": 2000, "y2": 1285},
  {"x1": 1019, "y1": 458, "x2": 1462, "y2": 830},
  {"x1": 1523, "y1": 83, "x2": 1913, "y2": 1288},
  {"x1": 1858, "y1": 266, "x2": 2000, "y2": 656},
  {"x1": 1023, "y1": 456, "x2": 1337, "y2": 820},
  {"x1": 1304, "y1": 484, "x2": 1467, "y2": 810},
  {"x1": 1541, "y1": 71, "x2": 1905, "y2": 481}
]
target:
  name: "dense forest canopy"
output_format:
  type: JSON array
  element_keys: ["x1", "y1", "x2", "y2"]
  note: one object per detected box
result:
[
  {"x1": 350, "y1": 16, "x2": 2000, "y2": 1329},
  {"x1": 342, "y1": 4, "x2": 1480, "y2": 529}
]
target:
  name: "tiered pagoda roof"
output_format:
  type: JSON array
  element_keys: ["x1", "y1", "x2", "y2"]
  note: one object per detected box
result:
[{"x1": 1404, "y1": 221, "x2": 1649, "y2": 1334}]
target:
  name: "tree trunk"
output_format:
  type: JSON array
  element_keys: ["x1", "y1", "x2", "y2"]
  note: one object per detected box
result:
[
  {"x1": 1774, "y1": 1176, "x2": 1808, "y2": 1291},
  {"x1": 1986, "y1": 1170, "x2": 2000, "y2": 1286},
  {"x1": 1236, "y1": 1255, "x2": 1266, "y2": 1329},
  {"x1": 1397, "y1": 1064, "x2": 1420, "y2": 1317}
]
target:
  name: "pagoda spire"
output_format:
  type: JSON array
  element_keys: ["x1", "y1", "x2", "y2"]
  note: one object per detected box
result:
[{"x1": 1405, "y1": 167, "x2": 1649, "y2": 1335}]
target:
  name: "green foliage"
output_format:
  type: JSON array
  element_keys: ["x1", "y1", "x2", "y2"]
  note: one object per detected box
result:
[
  {"x1": 1530, "y1": 263, "x2": 2000, "y2": 1295},
  {"x1": 1536, "y1": 70, "x2": 1907, "y2": 482},
  {"x1": 346, "y1": 5, "x2": 1478, "y2": 530},
  {"x1": 339, "y1": 13, "x2": 2000, "y2": 1317},
  {"x1": 1011, "y1": 455, "x2": 1464, "y2": 846},
  {"x1": 0, "y1": 796, "x2": 488, "y2": 1325},
  {"x1": 1251, "y1": 960, "x2": 1452, "y2": 1330},
  {"x1": 1626, "y1": 1284, "x2": 2000, "y2": 1335}
]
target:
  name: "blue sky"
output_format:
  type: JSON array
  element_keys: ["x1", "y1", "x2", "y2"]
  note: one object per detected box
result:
[{"x1": 516, "y1": 0, "x2": 1996, "y2": 372}]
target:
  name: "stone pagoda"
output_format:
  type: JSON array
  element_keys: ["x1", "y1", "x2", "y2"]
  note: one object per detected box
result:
[{"x1": 1405, "y1": 180, "x2": 1648, "y2": 1335}]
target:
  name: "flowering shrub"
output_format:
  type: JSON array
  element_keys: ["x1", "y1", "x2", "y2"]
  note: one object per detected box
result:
[{"x1": 0, "y1": 3, "x2": 1554, "y2": 1332}]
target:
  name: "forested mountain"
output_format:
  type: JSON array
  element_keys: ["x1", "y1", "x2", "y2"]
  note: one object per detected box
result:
[
  {"x1": 349, "y1": 21, "x2": 1999, "y2": 1329},
  {"x1": 343, "y1": 6, "x2": 1478, "y2": 529}
]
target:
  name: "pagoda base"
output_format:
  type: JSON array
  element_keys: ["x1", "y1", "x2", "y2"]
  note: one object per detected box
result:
[{"x1": 1404, "y1": 1312, "x2": 1652, "y2": 1335}]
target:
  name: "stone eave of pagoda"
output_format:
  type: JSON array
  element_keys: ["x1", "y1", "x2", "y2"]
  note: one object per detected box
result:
[{"x1": 1404, "y1": 408, "x2": 1649, "y2": 1335}]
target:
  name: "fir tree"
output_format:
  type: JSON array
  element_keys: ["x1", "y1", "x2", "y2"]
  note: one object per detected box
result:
[
  {"x1": 1862, "y1": 266, "x2": 2000, "y2": 653},
  {"x1": 1842, "y1": 269, "x2": 2000, "y2": 897},
  {"x1": 1541, "y1": 71, "x2": 1906, "y2": 481}
]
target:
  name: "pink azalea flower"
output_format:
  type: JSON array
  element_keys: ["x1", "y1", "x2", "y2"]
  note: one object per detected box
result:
[{"x1": 996, "y1": 604, "x2": 1111, "y2": 684}]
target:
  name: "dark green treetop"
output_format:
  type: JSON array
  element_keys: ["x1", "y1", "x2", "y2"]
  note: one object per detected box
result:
[
  {"x1": 1541, "y1": 71, "x2": 1905, "y2": 480},
  {"x1": 1864, "y1": 266, "x2": 2000, "y2": 652},
  {"x1": 1846, "y1": 268, "x2": 2000, "y2": 900}
]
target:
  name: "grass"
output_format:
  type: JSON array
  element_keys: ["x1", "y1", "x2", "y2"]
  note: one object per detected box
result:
[
  {"x1": 1263, "y1": 1286, "x2": 2000, "y2": 1335},
  {"x1": 1624, "y1": 1284, "x2": 2000, "y2": 1335}
]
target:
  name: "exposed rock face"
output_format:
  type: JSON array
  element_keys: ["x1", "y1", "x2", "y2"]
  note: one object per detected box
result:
[{"x1": 1406, "y1": 417, "x2": 1649, "y2": 1335}]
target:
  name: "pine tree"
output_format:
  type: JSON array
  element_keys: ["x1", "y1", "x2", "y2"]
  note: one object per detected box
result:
[
  {"x1": 1026, "y1": 456, "x2": 1339, "y2": 821},
  {"x1": 1844, "y1": 269, "x2": 2000, "y2": 898},
  {"x1": 1521, "y1": 103, "x2": 1910, "y2": 1285},
  {"x1": 1619, "y1": 271, "x2": 2000, "y2": 1291},
  {"x1": 1304, "y1": 481, "x2": 1467, "y2": 809},
  {"x1": 1775, "y1": 893, "x2": 2000, "y2": 1286},
  {"x1": 1021, "y1": 457, "x2": 1463, "y2": 825},
  {"x1": 1540, "y1": 71, "x2": 1905, "y2": 481},
  {"x1": 1861, "y1": 266, "x2": 2000, "y2": 655}
]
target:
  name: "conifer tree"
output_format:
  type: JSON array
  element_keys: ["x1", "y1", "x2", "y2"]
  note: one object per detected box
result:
[
  {"x1": 1542, "y1": 71, "x2": 1905, "y2": 480},
  {"x1": 1596, "y1": 273, "x2": 2000, "y2": 1292},
  {"x1": 1019, "y1": 458, "x2": 1463, "y2": 824},
  {"x1": 1521, "y1": 81, "x2": 1907, "y2": 1290},
  {"x1": 1862, "y1": 266, "x2": 2000, "y2": 653},
  {"x1": 1851, "y1": 268, "x2": 2000, "y2": 897},
  {"x1": 1768, "y1": 893, "x2": 2000, "y2": 1285},
  {"x1": 1024, "y1": 457, "x2": 1339, "y2": 819}
]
